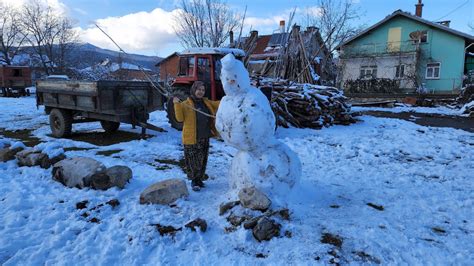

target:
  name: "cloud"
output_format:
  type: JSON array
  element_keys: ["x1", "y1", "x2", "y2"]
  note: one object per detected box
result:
[
  {"x1": 0, "y1": 0, "x2": 67, "y2": 14},
  {"x1": 78, "y1": 8, "x2": 181, "y2": 56}
]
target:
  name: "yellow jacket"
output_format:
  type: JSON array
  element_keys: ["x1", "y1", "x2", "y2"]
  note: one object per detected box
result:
[{"x1": 174, "y1": 97, "x2": 220, "y2": 145}]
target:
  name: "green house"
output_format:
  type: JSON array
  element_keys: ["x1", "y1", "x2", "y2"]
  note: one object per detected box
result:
[{"x1": 338, "y1": 10, "x2": 474, "y2": 94}]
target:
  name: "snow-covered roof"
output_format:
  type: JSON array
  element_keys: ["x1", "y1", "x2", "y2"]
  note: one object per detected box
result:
[
  {"x1": 339, "y1": 10, "x2": 474, "y2": 48},
  {"x1": 180, "y1": 48, "x2": 245, "y2": 57}
]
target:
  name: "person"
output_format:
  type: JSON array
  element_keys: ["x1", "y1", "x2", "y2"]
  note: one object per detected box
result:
[{"x1": 173, "y1": 81, "x2": 220, "y2": 191}]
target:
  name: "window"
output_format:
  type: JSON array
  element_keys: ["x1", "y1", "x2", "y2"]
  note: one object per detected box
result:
[
  {"x1": 426, "y1": 62, "x2": 440, "y2": 79},
  {"x1": 410, "y1": 30, "x2": 428, "y2": 44},
  {"x1": 197, "y1": 57, "x2": 210, "y2": 81},
  {"x1": 360, "y1": 65, "x2": 377, "y2": 79},
  {"x1": 395, "y1": 64, "x2": 405, "y2": 78},
  {"x1": 13, "y1": 69, "x2": 23, "y2": 77},
  {"x1": 178, "y1": 56, "x2": 195, "y2": 76}
]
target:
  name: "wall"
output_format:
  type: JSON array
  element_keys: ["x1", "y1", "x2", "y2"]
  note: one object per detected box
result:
[{"x1": 159, "y1": 55, "x2": 179, "y2": 82}]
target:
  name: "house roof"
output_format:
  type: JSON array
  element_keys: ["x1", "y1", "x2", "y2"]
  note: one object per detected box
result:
[
  {"x1": 155, "y1": 52, "x2": 178, "y2": 67},
  {"x1": 340, "y1": 10, "x2": 474, "y2": 48},
  {"x1": 253, "y1": 35, "x2": 272, "y2": 55}
]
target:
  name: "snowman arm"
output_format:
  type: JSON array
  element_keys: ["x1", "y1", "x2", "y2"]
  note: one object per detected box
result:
[{"x1": 174, "y1": 102, "x2": 185, "y2": 122}]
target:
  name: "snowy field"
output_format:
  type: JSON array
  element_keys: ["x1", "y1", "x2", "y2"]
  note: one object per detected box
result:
[{"x1": 1, "y1": 96, "x2": 473, "y2": 265}]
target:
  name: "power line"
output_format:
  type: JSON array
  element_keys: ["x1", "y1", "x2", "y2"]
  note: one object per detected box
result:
[{"x1": 433, "y1": 0, "x2": 471, "y2": 21}]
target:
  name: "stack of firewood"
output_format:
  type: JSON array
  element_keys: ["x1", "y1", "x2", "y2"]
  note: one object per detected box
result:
[{"x1": 261, "y1": 80, "x2": 354, "y2": 129}]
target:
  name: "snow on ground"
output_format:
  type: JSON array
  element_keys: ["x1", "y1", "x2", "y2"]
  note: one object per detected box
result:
[
  {"x1": 1, "y1": 96, "x2": 473, "y2": 264},
  {"x1": 351, "y1": 105, "x2": 463, "y2": 116}
]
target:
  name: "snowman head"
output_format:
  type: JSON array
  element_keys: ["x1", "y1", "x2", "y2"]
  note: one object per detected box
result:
[{"x1": 220, "y1": 53, "x2": 250, "y2": 96}]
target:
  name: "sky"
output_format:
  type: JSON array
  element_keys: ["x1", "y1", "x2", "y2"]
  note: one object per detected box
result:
[{"x1": 3, "y1": 0, "x2": 474, "y2": 57}]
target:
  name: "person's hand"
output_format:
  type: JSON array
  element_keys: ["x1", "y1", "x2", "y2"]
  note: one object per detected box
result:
[{"x1": 173, "y1": 97, "x2": 180, "y2": 103}]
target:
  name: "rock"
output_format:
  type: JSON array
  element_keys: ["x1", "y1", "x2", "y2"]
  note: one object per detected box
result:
[
  {"x1": 139, "y1": 178, "x2": 189, "y2": 205},
  {"x1": 40, "y1": 154, "x2": 66, "y2": 169},
  {"x1": 105, "y1": 166, "x2": 132, "y2": 189},
  {"x1": 252, "y1": 217, "x2": 281, "y2": 242},
  {"x1": 90, "y1": 166, "x2": 132, "y2": 190},
  {"x1": 185, "y1": 218, "x2": 207, "y2": 232},
  {"x1": 0, "y1": 147, "x2": 23, "y2": 162},
  {"x1": 238, "y1": 186, "x2": 271, "y2": 211},
  {"x1": 227, "y1": 213, "x2": 248, "y2": 227},
  {"x1": 16, "y1": 149, "x2": 48, "y2": 167},
  {"x1": 219, "y1": 200, "x2": 240, "y2": 215},
  {"x1": 153, "y1": 224, "x2": 182, "y2": 236},
  {"x1": 52, "y1": 157, "x2": 106, "y2": 188},
  {"x1": 106, "y1": 199, "x2": 120, "y2": 208}
]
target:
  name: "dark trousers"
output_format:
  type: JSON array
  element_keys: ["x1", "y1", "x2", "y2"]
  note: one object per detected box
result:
[{"x1": 183, "y1": 138, "x2": 209, "y2": 181}]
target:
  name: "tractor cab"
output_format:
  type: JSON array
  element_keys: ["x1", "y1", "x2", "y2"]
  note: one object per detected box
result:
[{"x1": 172, "y1": 48, "x2": 245, "y2": 101}]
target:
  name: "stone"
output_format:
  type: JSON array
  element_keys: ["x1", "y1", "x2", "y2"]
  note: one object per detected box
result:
[
  {"x1": 40, "y1": 154, "x2": 66, "y2": 169},
  {"x1": 252, "y1": 217, "x2": 281, "y2": 242},
  {"x1": 52, "y1": 157, "x2": 106, "y2": 188},
  {"x1": 238, "y1": 186, "x2": 271, "y2": 211},
  {"x1": 139, "y1": 178, "x2": 189, "y2": 205},
  {"x1": 90, "y1": 166, "x2": 132, "y2": 190},
  {"x1": 0, "y1": 147, "x2": 23, "y2": 162},
  {"x1": 16, "y1": 149, "x2": 48, "y2": 167},
  {"x1": 185, "y1": 218, "x2": 207, "y2": 232},
  {"x1": 219, "y1": 200, "x2": 240, "y2": 215},
  {"x1": 105, "y1": 166, "x2": 132, "y2": 189}
]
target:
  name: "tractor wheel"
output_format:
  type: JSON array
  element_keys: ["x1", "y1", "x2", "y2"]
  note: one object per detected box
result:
[
  {"x1": 49, "y1": 108, "x2": 73, "y2": 138},
  {"x1": 165, "y1": 88, "x2": 189, "y2": 131},
  {"x1": 100, "y1": 120, "x2": 120, "y2": 133}
]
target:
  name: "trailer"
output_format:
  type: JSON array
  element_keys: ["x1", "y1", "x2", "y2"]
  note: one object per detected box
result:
[
  {"x1": 0, "y1": 65, "x2": 32, "y2": 97},
  {"x1": 36, "y1": 80, "x2": 165, "y2": 138}
]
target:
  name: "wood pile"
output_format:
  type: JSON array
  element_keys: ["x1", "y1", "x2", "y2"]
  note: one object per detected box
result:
[{"x1": 262, "y1": 80, "x2": 355, "y2": 129}]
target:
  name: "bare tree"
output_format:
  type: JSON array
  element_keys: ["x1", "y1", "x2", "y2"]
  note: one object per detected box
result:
[
  {"x1": 173, "y1": 0, "x2": 241, "y2": 48},
  {"x1": 305, "y1": 0, "x2": 362, "y2": 54},
  {"x1": 21, "y1": 0, "x2": 78, "y2": 74},
  {"x1": 0, "y1": 3, "x2": 27, "y2": 65}
]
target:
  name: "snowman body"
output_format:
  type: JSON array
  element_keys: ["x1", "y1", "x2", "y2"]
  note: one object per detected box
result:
[{"x1": 215, "y1": 54, "x2": 301, "y2": 201}]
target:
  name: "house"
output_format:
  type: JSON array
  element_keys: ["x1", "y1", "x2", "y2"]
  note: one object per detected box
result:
[
  {"x1": 338, "y1": 0, "x2": 474, "y2": 94},
  {"x1": 237, "y1": 21, "x2": 334, "y2": 83},
  {"x1": 155, "y1": 52, "x2": 179, "y2": 82}
]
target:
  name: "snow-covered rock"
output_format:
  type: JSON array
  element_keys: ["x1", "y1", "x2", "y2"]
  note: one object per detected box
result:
[
  {"x1": 238, "y1": 186, "x2": 271, "y2": 211},
  {"x1": 216, "y1": 54, "x2": 301, "y2": 201},
  {"x1": 16, "y1": 149, "x2": 48, "y2": 167},
  {"x1": 52, "y1": 157, "x2": 106, "y2": 188},
  {"x1": 0, "y1": 146, "x2": 23, "y2": 162},
  {"x1": 139, "y1": 178, "x2": 189, "y2": 205},
  {"x1": 90, "y1": 165, "x2": 132, "y2": 190}
]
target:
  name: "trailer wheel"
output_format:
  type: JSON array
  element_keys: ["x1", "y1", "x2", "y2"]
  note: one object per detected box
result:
[
  {"x1": 100, "y1": 120, "x2": 120, "y2": 132},
  {"x1": 49, "y1": 108, "x2": 73, "y2": 138},
  {"x1": 166, "y1": 98, "x2": 184, "y2": 131}
]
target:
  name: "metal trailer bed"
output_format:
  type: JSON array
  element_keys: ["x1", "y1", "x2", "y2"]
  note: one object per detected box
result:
[{"x1": 36, "y1": 80, "x2": 166, "y2": 138}]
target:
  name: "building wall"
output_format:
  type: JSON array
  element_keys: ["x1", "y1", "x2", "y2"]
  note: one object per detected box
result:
[
  {"x1": 159, "y1": 55, "x2": 179, "y2": 82},
  {"x1": 341, "y1": 16, "x2": 466, "y2": 93}
]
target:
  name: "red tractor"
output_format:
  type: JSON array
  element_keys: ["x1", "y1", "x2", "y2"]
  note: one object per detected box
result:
[{"x1": 165, "y1": 48, "x2": 246, "y2": 129}]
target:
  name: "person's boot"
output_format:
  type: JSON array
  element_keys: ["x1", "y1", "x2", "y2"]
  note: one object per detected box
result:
[{"x1": 191, "y1": 179, "x2": 205, "y2": 191}]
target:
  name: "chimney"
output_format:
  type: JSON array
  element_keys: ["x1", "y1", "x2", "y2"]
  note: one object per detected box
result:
[
  {"x1": 250, "y1": 30, "x2": 258, "y2": 39},
  {"x1": 229, "y1": 30, "x2": 234, "y2": 48},
  {"x1": 415, "y1": 0, "x2": 423, "y2": 17},
  {"x1": 306, "y1": 26, "x2": 317, "y2": 33},
  {"x1": 279, "y1": 20, "x2": 285, "y2": 33}
]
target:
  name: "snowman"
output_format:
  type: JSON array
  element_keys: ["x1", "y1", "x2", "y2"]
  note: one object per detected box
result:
[{"x1": 216, "y1": 54, "x2": 301, "y2": 201}]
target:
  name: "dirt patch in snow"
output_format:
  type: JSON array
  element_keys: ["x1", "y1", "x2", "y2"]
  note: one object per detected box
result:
[
  {"x1": 0, "y1": 128, "x2": 43, "y2": 147},
  {"x1": 358, "y1": 111, "x2": 474, "y2": 133},
  {"x1": 65, "y1": 130, "x2": 146, "y2": 146}
]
